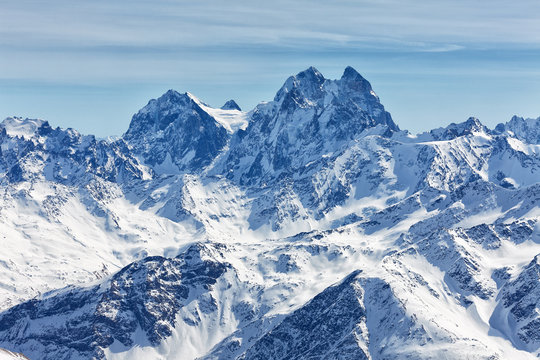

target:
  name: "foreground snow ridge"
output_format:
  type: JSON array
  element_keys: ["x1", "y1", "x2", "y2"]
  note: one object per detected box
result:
[{"x1": 0, "y1": 66, "x2": 539, "y2": 360}]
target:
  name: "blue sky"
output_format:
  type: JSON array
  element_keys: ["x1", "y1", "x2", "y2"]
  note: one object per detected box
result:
[{"x1": 1, "y1": 0, "x2": 540, "y2": 137}]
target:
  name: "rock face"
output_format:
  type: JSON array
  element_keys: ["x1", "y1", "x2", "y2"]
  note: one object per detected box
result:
[
  {"x1": 0, "y1": 117, "x2": 145, "y2": 185},
  {"x1": 239, "y1": 270, "x2": 370, "y2": 360},
  {"x1": 494, "y1": 115, "x2": 540, "y2": 144},
  {"x1": 0, "y1": 66, "x2": 539, "y2": 359},
  {"x1": 123, "y1": 90, "x2": 229, "y2": 173},
  {"x1": 215, "y1": 66, "x2": 397, "y2": 186},
  {"x1": 491, "y1": 255, "x2": 540, "y2": 352},
  {"x1": 427, "y1": 117, "x2": 486, "y2": 140},
  {"x1": 221, "y1": 100, "x2": 241, "y2": 111},
  {"x1": 0, "y1": 244, "x2": 237, "y2": 359}
]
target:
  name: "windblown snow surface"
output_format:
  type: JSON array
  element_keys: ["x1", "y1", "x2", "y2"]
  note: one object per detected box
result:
[
  {"x1": 0, "y1": 348, "x2": 28, "y2": 360},
  {"x1": 0, "y1": 67, "x2": 538, "y2": 360}
]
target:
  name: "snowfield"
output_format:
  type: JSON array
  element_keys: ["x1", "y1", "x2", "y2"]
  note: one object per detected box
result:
[{"x1": 0, "y1": 348, "x2": 27, "y2": 360}]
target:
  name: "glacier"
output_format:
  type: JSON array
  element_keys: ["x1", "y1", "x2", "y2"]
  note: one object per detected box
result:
[{"x1": 0, "y1": 66, "x2": 538, "y2": 359}]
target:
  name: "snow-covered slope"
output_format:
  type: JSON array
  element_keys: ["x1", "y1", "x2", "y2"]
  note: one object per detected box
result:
[
  {"x1": 0, "y1": 117, "x2": 47, "y2": 139},
  {"x1": 0, "y1": 66, "x2": 538, "y2": 359},
  {"x1": 0, "y1": 348, "x2": 28, "y2": 360}
]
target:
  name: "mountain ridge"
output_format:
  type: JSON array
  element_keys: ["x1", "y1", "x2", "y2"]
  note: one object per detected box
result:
[{"x1": 0, "y1": 66, "x2": 538, "y2": 360}]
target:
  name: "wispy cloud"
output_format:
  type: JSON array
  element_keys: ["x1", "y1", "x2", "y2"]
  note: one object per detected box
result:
[
  {"x1": 0, "y1": 0, "x2": 539, "y2": 136},
  {"x1": 2, "y1": 0, "x2": 540, "y2": 51}
]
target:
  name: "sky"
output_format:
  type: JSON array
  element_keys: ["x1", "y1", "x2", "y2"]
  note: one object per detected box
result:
[{"x1": 1, "y1": 0, "x2": 540, "y2": 137}]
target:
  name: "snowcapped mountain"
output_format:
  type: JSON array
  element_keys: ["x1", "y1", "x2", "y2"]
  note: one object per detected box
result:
[
  {"x1": 494, "y1": 115, "x2": 540, "y2": 144},
  {"x1": 123, "y1": 90, "x2": 229, "y2": 174},
  {"x1": 0, "y1": 67, "x2": 538, "y2": 359}
]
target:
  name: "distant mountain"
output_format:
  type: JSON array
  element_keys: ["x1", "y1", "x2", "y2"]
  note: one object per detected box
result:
[
  {"x1": 494, "y1": 115, "x2": 540, "y2": 144},
  {"x1": 0, "y1": 67, "x2": 538, "y2": 359},
  {"x1": 221, "y1": 100, "x2": 241, "y2": 111}
]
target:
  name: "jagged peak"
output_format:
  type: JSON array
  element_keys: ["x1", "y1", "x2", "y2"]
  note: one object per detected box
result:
[
  {"x1": 1, "y1": 116, "x2": 47, "y2": 128},
  {"x1": 178, "y1": 242, "x2": 228, "y2": 266},
  {"x1": 341, "y1": 66, "x2": 365, "y2": 82},
  {"x1": 145, "y1": 90, "x2": 210, "y2": 110},
  {"x1": 163, "y1": 88, "x2": 180, "y2": 97},
  {"x1": 221, "y1": 99, "x2": 241, "y2": 111},
  {"x1": 131, "y1": 90, "x2": 197, "y2": 121},
  {"x1": 274, "y1": 66, "x2": 326, "y2": 103},
  {"x1": 463, "y1": 116, "x2": 484, "y2": 129},
  {"x1": 495, "y1": 115, "x2": 538, "y2": 129},
  {"x1": 494, "y1": 115, "x2": 540, "y2": 144},
  {"x1": 249, "y1": 66, "x2": 399, "y2": 135},
  {"x1": 338, "y1": 66, "x2": 377, "y2": 98},
  {"x1": 0, "y1": 117, "x2": 50, "y2": 139},
  {"x1": 296, "y1": 66, "x2": 324, "y2": 82},
  {"x1": 160, "y1": 89, "x2": 190, "y2": 102},
  {"x1": 272, "y1": 66, "x2": 385, "y2": 107},
  {"x1": 452, "y1": 117, "x2": 485, "y2": 133},
  {"x1": 123, "y1": 87, "x2": 231, "y2": 174},
  {"x1": 507, "y1": 115, "x2": 540, "y2": 127},
  {"x1": 446, "y1": 117, "x2": 483, "y2": 131},
  {"x1": 427, "y1": 116, "x2": 487, "y2": 140}
]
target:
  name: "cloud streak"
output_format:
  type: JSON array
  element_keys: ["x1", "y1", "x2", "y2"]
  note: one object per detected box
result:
[
  {"x1": 0, "y1": 0, "x2": 539, "y2": 136},
  {"x1": 2, "y1": 0, "x2": 540, "y2": 50}
]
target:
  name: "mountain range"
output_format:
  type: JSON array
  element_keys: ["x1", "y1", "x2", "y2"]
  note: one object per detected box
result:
[{"x1": 0, "y1": 66, "x2": 538, "y2": 359}]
